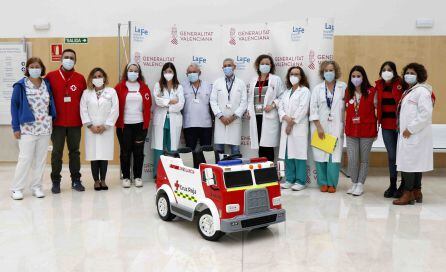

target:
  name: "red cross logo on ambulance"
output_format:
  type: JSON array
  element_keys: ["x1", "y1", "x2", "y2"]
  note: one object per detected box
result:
[
  {"x1": 70, "y1": 85, "x2": 77, "y2": 92},
  {"x1": 174, "y1": 180, "x2": 180, "y2": 190}
]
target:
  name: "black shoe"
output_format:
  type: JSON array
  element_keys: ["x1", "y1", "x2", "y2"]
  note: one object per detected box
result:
[
  {"x1": 51, "y1": 181, "x2": 61, "y2": 194},
  {"x1": 384, "y1": 185, "x2": 397, "y2": 198},
  {"x1": 94, "y1": 181, "x2": 102, "y2": 191},
  {"x1": 100, "y1": 181, "x2": 108, "y2": 191},
  {"x1": 72, "y1": 180, "x2": 85, "y2": 192},
  {"x1": 393, "y1": 181, "x2": 405, "y2": 198}
]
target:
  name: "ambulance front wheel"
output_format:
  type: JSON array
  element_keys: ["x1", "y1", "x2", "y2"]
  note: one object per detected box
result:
[
  {"x1": 197, "y1": 210, "x2": 224, "y2": 241},
  {"x1": 157, "y1": 192, "x2": 176, "y2": 221}
]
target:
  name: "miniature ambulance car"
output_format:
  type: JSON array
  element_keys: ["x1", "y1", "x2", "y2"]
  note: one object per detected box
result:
[{"x1": 155, "y1": 148, "x2": 286, "y2": 241}]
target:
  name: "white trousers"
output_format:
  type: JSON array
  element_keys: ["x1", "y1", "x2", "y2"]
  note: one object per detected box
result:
[{"x1": 11, "y1": 135, "x2": 50, "y2": 191}]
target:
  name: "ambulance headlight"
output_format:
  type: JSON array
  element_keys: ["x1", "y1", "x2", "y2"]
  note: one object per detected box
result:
[
  {"x1": 272, "y1": 196, "x2": 281, "y2": 206},
  {"x1": 226, "y1": 204, "x2": 240, "y2": 213}
]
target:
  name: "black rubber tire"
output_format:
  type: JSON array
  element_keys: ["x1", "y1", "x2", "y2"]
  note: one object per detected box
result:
[
  {"x1": 196, "y1": 209, "x2": 225, "y2": 241},
  {"x1": 156, "y1": 192, "x2": 176, "y2": 221}
]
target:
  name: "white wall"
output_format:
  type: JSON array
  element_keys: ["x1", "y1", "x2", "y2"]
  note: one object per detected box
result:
[{"x1": 0, "y1": 0, "x2": 444, "y2": 37}]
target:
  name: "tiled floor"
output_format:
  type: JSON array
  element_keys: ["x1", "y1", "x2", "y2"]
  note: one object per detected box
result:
[{"x1": 0, "y1": 163, "x2": 445, "y2": 272}]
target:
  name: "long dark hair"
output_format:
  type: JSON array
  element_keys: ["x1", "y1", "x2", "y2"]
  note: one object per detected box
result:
[
  {"x1": 379, "y1": 61, "x2": 400, "y2": 83},
  {"x1": 285, "y1": 66, "x2": 309, "y2": 89},
  {"x1": 254, "y1": 54, "x2": 276, "y2": 76},
  {"x1": 347, "y1": 65, "x2": 371, "y2": 99},
  {"x1": 159, "y1": 62, "x2": 179, "y2": 90}
]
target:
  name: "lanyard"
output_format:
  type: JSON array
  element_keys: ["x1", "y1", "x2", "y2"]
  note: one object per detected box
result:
[
  {"x1": 59, "y1": 69, "x2": 73, "y2": 96},
  {"x1": 225, "y1": 76, "x2": 235, "y2": 100},
  {"x1": 190, "y1": 81, "x2": 201, "y2": 100},
  {"x1": 353, "y1": 93, "x2": 361, "y2": 116},
  {"x1": 325, "y1": 82, "x2": 336, "y2": 109},
  {"x1": 257, "y1": 75, "x2": 269, "y2": 103}
]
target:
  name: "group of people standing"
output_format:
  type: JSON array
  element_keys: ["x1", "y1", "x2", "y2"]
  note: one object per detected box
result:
[{"x1": 10, "y1": 49, "x2": 434, "y2": 206}]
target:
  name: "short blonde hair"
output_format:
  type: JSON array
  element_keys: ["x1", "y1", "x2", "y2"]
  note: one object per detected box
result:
[{"x1": 319, "y1": 60, "x2": 341, "y2": 80}]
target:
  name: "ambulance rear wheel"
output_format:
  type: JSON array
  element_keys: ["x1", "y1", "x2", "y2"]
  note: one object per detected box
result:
[
  {"x1": 157, "y1": 193, "x2": 175, "y2": 221},
  {"x1": 197, "y1": 210, "x2": 224, "y2": 241}
]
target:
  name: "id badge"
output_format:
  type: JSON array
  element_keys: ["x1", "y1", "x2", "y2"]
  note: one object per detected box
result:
[
  {"x1": 352, "y1": 116, "x2": 361, "y2": 124},
  {"x1": 193, "y1": 98, "x2": 200, "y2": 104},
  {"x1": 64, "y1": 96, "x2": 71, "y2": 103},
  {"x1": 328, "y1": 114, "x2": 334, "y2": 121},
  {"x1": 226, "y1": 104, "x2": 232, "y2": 109}
]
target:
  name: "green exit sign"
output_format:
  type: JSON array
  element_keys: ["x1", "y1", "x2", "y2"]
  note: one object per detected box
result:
[{"x1": 65, "y1": 38, "x2": 88, "y2": 44}]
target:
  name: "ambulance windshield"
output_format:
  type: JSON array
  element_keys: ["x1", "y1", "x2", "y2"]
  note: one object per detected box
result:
[
  {"x1": 253, "y1": 167, "x2": 279, "y2": 184},
  {"x1": 223, "y1": 170, "x2": 253, "y2": 188}
]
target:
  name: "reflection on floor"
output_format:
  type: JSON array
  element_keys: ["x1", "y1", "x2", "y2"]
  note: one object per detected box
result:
[{"x1": 0, "y1": 163, "x2": 445, "y2": 272}]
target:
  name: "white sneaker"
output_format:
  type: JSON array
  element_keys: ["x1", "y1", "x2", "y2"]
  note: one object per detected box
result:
[
  {"x1": 280, "y1": 182, "x2": 293, "y2": 189},
  {"x1": 352, "y1": 183, "x2": 364, "y2": 196},
  {"x1": 291, "y1": 183, "x2": 306, "y2": 191},
  {"x1": 11, "y1": 190, "x2": 24, "y2": 200},
  {"x1": 135, "y1": 178, "x2": 143, "y2": 188},
  {"x1": 32, "y1": 188, "x2": 45, "y2": 198},
  {"x1": 347, "y1": 183, "x2": 357, "y2": 194},
  {"x1": 122, "y1": 179, "x2": 131, "y2": 188}
]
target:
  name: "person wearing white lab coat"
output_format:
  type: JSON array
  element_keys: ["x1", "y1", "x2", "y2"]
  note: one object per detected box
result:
[
  {"x1": 152, "y1": 62, "x2": 185, "y2": 177},
  {"x1": 210, "y1": 58, "x2": 247, "y2": 155},
  {"x1": 247, "y1": 54, "x2": 284, "y2": 161},
  {"x1": 80, "y1": 68, "x2": 119, "y2": 191},
  {"x1": 278, "y1": 66, "x2": 311, "y2": 191},
  {"x1": 394, "y1": 63, "x2": 434, "y2": 205},
  {"x1": 309, "y1": 60, "x2": 347, "y2": 193}
]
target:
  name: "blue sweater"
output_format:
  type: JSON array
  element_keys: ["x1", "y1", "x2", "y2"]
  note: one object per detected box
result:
[{"x1": 10, "y1": 77, "x2": 57, "y2": 133}]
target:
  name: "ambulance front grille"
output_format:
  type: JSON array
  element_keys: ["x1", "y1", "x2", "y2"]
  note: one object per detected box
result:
[{"x1": 245, "y1": 188, "x2": 269, "y2": 214}]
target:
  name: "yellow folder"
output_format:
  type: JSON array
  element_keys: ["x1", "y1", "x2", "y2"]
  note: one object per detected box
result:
[{"x1": 311, "y1": 132, "x2": 338, "y2": 154}]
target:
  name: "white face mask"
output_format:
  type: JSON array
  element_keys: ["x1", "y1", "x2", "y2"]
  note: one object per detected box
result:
[
  {"x1": 62, "y1": 58, "x2": 75, "y2": 70},
  {"x1": 164, "y1": 72, "x2": 174, "y2": 81},
  {"x1": 289, "y1": 75, "x2": 300, "y2": 86},
  {"x1": 92, "y1": 78, "x2": 104, "y2": 88},
  {"x1": 381, "y1": 71, "x2": 394, "y2": 81}
]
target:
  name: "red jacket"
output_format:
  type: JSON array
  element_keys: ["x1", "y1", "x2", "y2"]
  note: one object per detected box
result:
[
  {"x1": 344, "y1": 88, "x2": 378, "y2": 138},
  {"x1": 375, "y1": 78, "x2": 403, "y2": 130},
  {"x1": 46, "y1": 67, "x2": 87, "y2": 127},
  {"x1": 115, "y1": 80, "x2": 152, "y2": 129}
]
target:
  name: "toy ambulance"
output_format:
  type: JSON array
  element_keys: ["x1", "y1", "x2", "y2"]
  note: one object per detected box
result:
[{"x1": 155, "y1": 150, "x2": 286, "y2": 241}]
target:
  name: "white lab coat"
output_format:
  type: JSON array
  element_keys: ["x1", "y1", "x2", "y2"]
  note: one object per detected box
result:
[
  {"x1": 151, "y1": 82, "x2": 185, "y2": 151},
  {"x1": 80, "y1": 87, "x2": 119, "y2": 161},
  {"x1": 309, "y1": 81, "x2": 347, "y2": 163},
  {"x1": 210, "y1": 76, "x2": 247, "y2": 145},
  {"x1": 278, "y1": 86, "x2": 311, "y2": 160},
  {"x1": 396, "y1": 83, "x2": 433, "y2": 172},
  {"x1": 248, "y1": 74, "x2": 284, "y2": 148}
]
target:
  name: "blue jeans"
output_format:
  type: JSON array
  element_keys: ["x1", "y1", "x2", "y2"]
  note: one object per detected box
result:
[
  {"x1": 381, "y1": 129, "x2": 398, "y2": 179},
  {"x1": 215, "y1": 144, "x2": 240, "y2": 155}
]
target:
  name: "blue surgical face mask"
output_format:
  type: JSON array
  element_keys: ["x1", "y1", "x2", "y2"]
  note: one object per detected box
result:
[
  {"x1": 62, "y1": 58, "x2": 75, "y2": 70},
  {"x1": 28, "y1": 68, "x2": 42, "y2": 79},
  {"x1": 187, "y1": 72, "x2": 199, "y2": 83},
  {"x1": 223, "y1": 66, "x2": 234, "y2": 77},
  {"x1": 324, "y1": 71, "x2": 335, "y2": 82},
  {"x1": 404, "y1": 74, "x2": 417, "y2": 85},
  {"x1": 127, "y1": 71, "x2": 139, "y2": 82},
  {"x1": 259, "y1": 64, "x2": 271, "y2": 74}
]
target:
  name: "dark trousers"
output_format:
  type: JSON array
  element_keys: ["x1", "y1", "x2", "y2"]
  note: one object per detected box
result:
[
  {"x1": 256, "y1": 115, "x2": 275, "y2": 161},
  {"x1": 402, "y1": 172, "x2": 422, "y2": 191},
  {"x1": 382, "y1": 129, "x2": 398, "y2": 179},
  {"x1": 91, "y1": 160, "x2": 108, "y2": 181},
  {"x1": 51, "y1": 126, "x2": 82, "y2": 182},
  {"x1": 116, "y1": 123, "x2": 147, "y2": 179},
  {"x1": 183, "y1": 127, "x2": 212, "y2": 151}
]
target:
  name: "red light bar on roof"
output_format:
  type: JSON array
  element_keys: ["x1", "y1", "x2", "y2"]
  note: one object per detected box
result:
[{"x1": 250, "y1": 157, "x2": 268, "y2": 163}]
